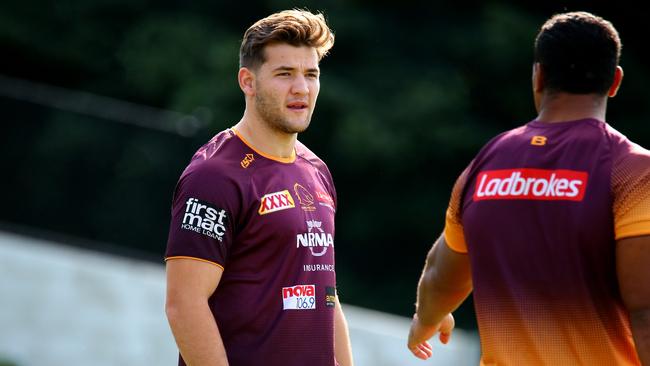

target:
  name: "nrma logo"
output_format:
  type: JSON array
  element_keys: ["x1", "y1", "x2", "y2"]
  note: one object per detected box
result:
[
  {"x1": 296, "y1": 220, "x2": 334, "y2": 257},
  {"x1": 181, "y1": 198, "x2": 228, "y2": 241}
]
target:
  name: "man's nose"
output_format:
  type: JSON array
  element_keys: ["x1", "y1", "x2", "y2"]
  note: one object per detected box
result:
[{"x1": 291, "y1": 75, "x2": 309, "y2": 95}]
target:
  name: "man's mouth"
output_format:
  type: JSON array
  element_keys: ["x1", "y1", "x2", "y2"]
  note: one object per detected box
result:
[{"x1": 287, "y1": 101, "x2": 308, "y2": 110}]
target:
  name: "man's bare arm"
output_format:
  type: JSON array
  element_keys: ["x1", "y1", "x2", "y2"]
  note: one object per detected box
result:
[
  {"x1": 334, "y1": 296, "x2": 354, "y2": 366},
  {"x1": 617, "y1": 235, "x2": 650, "y2": 365},
  {"x1": 408, "y1": 234, "x2": 473, "y2": 359},
  {"x1": 166, "y1": 258, "x2": 228, "y2": 366}
]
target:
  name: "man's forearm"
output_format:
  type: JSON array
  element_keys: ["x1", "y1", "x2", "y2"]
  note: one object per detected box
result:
[
  {"x1": 415, "y1": 239, "x2": 472, "y2": 326},
  {"x1": 415, "y1": 266, "x2": 470, "y2": 325},
  {"x1": 166, "y1": 300, "x2": 229, "y2": 366},
  {"x1": 334, "y1": 300, "x2": 354, "y2": 366},
  {"x1": 631, "y1": 308, "x2": 650, "y2": 366}
]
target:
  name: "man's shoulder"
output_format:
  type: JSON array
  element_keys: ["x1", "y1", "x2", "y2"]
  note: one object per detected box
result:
[
  {"x1": 477, "y1": 118, "x2": 608, "y2": 153},
  {"x1": 603, "y1": 122, "x2": 638, "y2": 145},
  {"x1": 472, "y1": 124, "x2": 529, "y2": 157},
  {"x1": 181, "y1": 129, "x2": 250, "y2": 184},
  {"x1": 295, "y1": 140, "x2": 329, "y2": 170},
  {"x1": 601, "y1": 122, "x2": 650, "y2": 160}
]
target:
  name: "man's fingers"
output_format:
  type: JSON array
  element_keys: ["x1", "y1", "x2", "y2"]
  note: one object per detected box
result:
[
  {"x1": 408, "y1": 313, "x2": 456, "y2": 359},
  {"x1": 439, "y1": 331, "x2": 451, "y2": 344},
  {"x1": 438, "y1": 313, "x2": 455, "y2": 344},
  {"x1": 416, "y1": 341, "x2": 432, "y2": 351},
  {"x1": 411, "y1": 349, "x2": 428, "y2": 360},
  {"x1": 409, "y1": 342, "x2": 433, "y2": 360},
  {"x1": 440, "y1": 313, "x2": 455, "y2": 333}
]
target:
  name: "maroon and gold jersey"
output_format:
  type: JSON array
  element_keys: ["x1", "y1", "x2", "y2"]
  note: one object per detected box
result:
[
  {"x1": 444, "y1": 119, "x2": 650, "y2": 365},
  {"x1": 166, "y1": 129, "x2": 339, "y2": 366}
]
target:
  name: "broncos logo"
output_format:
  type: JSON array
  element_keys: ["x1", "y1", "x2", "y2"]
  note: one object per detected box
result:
[{"x1": 293, "y1": 183, "x2": 315, "y2": 211}]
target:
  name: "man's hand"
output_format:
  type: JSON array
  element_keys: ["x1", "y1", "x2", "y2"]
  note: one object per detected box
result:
[{"x1": 407, "y1": 313, "x2": 455, "y2": 360}]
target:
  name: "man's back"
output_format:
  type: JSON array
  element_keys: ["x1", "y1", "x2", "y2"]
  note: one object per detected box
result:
[
  {"x1": 408, "y1": 12, "x2": 650, "y2": 365},
  {"x1": 446, "y1": 118, "x2": 647, "y2": 365}
]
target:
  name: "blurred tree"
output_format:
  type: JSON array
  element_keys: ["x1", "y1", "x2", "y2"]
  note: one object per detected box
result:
[{"x1": 1, "y1": 0, "x2": 648, "y2": 329}]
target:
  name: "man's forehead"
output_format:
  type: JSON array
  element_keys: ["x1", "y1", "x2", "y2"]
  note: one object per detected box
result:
[{"x1": 262, "y1": 43, "x2": 319, "y2": 68}]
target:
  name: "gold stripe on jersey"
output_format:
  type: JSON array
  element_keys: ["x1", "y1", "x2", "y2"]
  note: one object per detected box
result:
[
  {"x1": 443, "y1": 167, "x2": 471, "y2": 253},
  {"x1": 231, "y1": 128, "x2": 296, "y2": 164},
  {"x1": 612, "y1": 144, "x2": 650, "y2": 239},
  {"x1": 165, "y1": 256, "x2": 225, "y2": 270}
]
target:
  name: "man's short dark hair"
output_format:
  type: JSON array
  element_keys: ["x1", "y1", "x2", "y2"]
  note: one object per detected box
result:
[
  {"x1": 534, "y1": 11, "x2": 622, "y2": 95},
  {"x1": 239, "y1": 9, "x2": 334, "y2": 70}
]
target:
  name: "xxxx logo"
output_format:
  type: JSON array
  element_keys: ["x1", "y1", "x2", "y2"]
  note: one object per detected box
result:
[{"x1": 258, "y1": 190, "x2": 295, "y2": 215}]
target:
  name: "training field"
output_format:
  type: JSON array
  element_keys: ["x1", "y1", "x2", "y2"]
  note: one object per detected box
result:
[{"x1": 0, "y1": 231, "x2": 479, "y2": 366}]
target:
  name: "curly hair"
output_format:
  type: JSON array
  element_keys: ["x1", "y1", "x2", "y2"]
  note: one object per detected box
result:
[{"x1": 534, "y1": 11, "x2": 622, "y2": 95}]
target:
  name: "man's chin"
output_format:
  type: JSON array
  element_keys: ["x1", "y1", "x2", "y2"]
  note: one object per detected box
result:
[{"x1": 279, "y1": 120, "x2": 311, "y2": 134}]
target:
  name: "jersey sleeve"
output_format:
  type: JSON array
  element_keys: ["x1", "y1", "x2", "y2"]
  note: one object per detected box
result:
[
  {"x1": 612, "y1": 140, "x2": 650, "y2": 240},
  {"x1": 443, "y1": 166, "x2": 471, "y2": 253},
  {"x1": 321, "y1": 163, "x2": 337, "y2": 212},
  {"x1": 165, "y1": 163, "x2": 242, "y2": 269}
]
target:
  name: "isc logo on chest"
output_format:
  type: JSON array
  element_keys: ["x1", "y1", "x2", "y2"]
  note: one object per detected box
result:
[{"x1": 474, "y1": 168, "x2": 588, "y2": 201}]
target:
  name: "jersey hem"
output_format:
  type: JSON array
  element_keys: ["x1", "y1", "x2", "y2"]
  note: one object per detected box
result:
[
  {"x1": 165, "y1": 256, "x2": 225, "y2": 270},
  {"x1": 615, "y1": 227, "x2": 650, "y2": 240},
  {"x1": 443, "y1": 229, "x2": 468, "y2": 254}
]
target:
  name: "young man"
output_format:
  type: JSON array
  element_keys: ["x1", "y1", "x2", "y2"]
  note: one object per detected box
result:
[
  {"x1": 165, "y1": 10, "x2": 354, "y2": 366},
  {"x1": 408, "y1": 12, "x2": 650, "y2": 365}
]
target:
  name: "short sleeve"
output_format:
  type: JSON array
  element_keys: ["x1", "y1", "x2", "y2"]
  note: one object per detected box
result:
[
  {"x1": 320, "y1": 163, "x2": 337, "y2": 212},
  {"x1": 612, "y1": 141, "x2": 650, "y2": 240},
  {"x1": 443, "y1": 166, "x2": 471, "y2": 253},
  {"x1": 165, "y1": 163, "x2": 242, "y2": 269}
]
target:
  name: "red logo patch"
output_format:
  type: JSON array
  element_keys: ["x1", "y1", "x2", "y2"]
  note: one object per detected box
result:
[
  {"x1": 282, "y1": 284, "x2": 316, "y2": 310},
  {"x1": 316, "y1": 190, "x2": 334, "y2": 205},
  {"x1": 258, "y1": 190, "x2": 295, "y2": 215},
  {"x1": 474, "y1": 169, "x2": 588, "y2": 201}
]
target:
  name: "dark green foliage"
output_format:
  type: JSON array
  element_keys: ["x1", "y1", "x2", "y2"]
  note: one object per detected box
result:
[
  {"x1": 0, "y1": 357, "x2": 17, "y2": 366},
  {"x1": 1, "y1": 1, "x2": 648, "y2": 329}
]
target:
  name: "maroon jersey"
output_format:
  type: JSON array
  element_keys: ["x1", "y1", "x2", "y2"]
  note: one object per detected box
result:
[
  {"x1": 166, "y1": 129, "x2": 339, "y2": 366},
  {"x1": 445, "y1": 118, "x2": 650, "y2": 365}
]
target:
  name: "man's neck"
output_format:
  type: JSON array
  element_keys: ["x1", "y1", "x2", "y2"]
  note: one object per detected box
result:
[
  {"x1": 233, "y1": 113, "x2": 297, "y2": 159},
  {"x1": 536, "y1": 92, "x2": 608, "y2": 123}
]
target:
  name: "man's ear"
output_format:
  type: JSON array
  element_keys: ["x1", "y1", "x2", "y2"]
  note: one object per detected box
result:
[
  {"x1": 533, "y1": 62, "x2": 545, "y2": 92},
  {"x1": 238, "y1": 67, "x2": 256, "y2": 97},
  {"x1": 608, "y1": 66, "x2": 623, "y2": 97}
]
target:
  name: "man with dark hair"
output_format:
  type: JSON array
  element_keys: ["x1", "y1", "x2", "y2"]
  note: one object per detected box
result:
[
  {"x1": 165, "y1": 9, "x2": 354, "y2": 366},
  {"x1": 408, "y1": 11, "x2": 650, "y2": 365}
]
